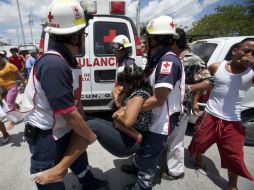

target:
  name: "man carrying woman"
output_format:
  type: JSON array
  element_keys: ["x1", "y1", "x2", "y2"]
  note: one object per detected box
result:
[
  {"x1": 122, "y1": 15, "x2": 185, "y2": 190},
  {"x1": 31, "y1": 64, "x2": 152, "y2": 185}
]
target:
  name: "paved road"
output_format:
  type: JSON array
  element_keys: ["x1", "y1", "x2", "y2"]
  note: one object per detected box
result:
[{"x1": 1, "y1": 118, "x2": 253, "y2": 190}]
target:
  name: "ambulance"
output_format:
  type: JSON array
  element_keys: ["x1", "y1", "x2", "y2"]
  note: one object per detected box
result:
[{"x1": 39, "y1": 0, "x2": 142, "y2": 112}]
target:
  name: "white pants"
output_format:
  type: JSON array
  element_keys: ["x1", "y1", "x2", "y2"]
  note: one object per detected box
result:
[{"x1": 166, "y1": 113, "x2": 189, "y2": 176}]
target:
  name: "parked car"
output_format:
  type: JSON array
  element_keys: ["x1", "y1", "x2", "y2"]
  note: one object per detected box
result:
[{"x1": 189, "y1": 36, "x2": 254, "y2": 145}]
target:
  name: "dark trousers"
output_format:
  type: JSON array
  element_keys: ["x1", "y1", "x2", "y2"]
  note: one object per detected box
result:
[
  {"x1": 27, "y1": 130, "x2": 94, "y2": 190},
  {"x1": 87, "y1": 118, "x2": 141, "y2": 157},
  {"x1": 133, "y1": 112, "x2": 180, "y2": 190}
]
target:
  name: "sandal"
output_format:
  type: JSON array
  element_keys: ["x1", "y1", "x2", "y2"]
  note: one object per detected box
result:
[{"x1": 161, "y1": 170, "x2": 184, "y2": 180}]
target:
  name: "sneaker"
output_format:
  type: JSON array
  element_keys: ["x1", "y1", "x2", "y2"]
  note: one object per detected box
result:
[
  {"x1": 121, "y1": 164, "x2": 138, "y2": 175},
  {"x1": 82, "y1": 178, "x2": 109, "y2": 190},
  {"x1": 161, "y1": 171, "x2": 184, "y2": 180},
  {"x1": 2, "y1": 136, "x2": 10, "y2": 144}
]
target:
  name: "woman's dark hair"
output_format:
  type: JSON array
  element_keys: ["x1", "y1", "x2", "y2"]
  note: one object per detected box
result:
[
  {"x1": 176, "y1": 28, "x2": 187, "y2": 49},
  {"x1": 117, "y1": 64, "x2": 152, "y2": 97}
]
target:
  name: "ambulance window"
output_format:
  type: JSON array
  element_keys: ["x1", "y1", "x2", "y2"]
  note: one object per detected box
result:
[{"x1": 94, "y1": 22, "x2": 130, "y2": 56}]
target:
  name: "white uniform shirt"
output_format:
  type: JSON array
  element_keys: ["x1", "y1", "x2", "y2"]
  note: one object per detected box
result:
[
  {"x1": 149, "y1": 52, "x2": 185, "y2": 135},
  {"x1": 21, "y1": 50, "x2": 82, "y2": 140}
]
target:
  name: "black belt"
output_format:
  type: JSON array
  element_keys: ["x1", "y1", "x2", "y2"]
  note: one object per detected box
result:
[
  {"x1": 25, "y1": 123, "x2": 52, "y2": 132},
  {"x1": 24, "y1": 123, "x2": 51, "y2": 140}
]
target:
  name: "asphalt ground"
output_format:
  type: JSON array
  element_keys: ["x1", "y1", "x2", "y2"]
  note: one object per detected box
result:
[{"x1": 0, "y1": 113, "x2": 254, "y2": 190}]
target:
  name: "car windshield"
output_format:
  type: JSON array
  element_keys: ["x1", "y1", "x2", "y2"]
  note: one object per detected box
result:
[{"x1": 190, "y1": 41, "x2": 217, "y2": 64}]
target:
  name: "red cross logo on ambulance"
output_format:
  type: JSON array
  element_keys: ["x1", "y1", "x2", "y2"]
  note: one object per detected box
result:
[{"x1": 160, "y1": 61, "x2": 173, "y2": 74}]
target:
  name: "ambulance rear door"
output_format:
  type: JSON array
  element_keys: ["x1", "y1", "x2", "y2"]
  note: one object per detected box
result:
[{"x1": 81, "y1": 15, "x2": 138, "y2": 111}]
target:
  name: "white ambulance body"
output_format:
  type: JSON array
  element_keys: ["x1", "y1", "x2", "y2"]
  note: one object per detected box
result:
[{"x1": 40, "y1": 0, "x2": 142, "y2": 112}]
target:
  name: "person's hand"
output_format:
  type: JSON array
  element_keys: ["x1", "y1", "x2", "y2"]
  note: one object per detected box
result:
[
  {"x1": 112, "y1": 107, "x2": 124, "y2": 119},
  {"x1": 192, "y1": 103, "x2": 199, "y2": 117}
]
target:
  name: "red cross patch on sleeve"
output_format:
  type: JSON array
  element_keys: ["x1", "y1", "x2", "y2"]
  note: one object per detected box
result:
[{"x1": 160, "y1": 61, "x2": 173, "y2": 74}]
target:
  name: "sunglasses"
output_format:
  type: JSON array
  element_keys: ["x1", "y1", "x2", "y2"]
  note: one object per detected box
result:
[{"x1": 112, "y1": 43, "x2": 124, "y2": 50}]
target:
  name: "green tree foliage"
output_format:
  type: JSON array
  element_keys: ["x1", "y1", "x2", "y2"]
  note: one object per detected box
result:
[{"x1": 189, "y1": 0, "x2": 254, "y2": 37}]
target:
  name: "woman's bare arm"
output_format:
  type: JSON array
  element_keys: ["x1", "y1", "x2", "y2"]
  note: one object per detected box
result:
[{"x1": 113, "y1": 96, "x2": 145, "y2": 128}]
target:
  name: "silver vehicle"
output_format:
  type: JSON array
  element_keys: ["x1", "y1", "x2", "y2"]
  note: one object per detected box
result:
[{"x1": 189, "y1": 36, "x2": 254, "y2": 145}]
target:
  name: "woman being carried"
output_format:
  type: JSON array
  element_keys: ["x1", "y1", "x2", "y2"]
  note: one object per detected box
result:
[
  {"x1": 32, "y1": 64, "x2": 152, "y2": 184},
  {"x1": 88, "y1": 64, "x2": 152, "y2": 157}
]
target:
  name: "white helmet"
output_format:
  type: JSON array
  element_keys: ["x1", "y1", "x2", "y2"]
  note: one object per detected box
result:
[
  {"x1": 44, "y1": 0, "x2": 88, "y2": 35},
  {"x1": 112, "y1": 35, "x2": 132, "y2": 50},
  {"x1": 146, "y1": 15, "x2": 179, "y2": 39}
]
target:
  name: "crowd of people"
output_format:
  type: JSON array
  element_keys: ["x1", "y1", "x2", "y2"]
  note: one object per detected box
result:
[
  {"x1": 0, "y1": 0, "x2": 254, "y2": 190},
  {"x1": 0, "y1": 46, "x2": 38, "y2": 142}
]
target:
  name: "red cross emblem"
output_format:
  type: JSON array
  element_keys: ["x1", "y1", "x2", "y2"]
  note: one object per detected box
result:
[
  {"x1": 48, "y1": 12, "x2": 54, "y2": 22},
  {"x1": 160, "y1": 61, "x2": 173, "y2": 74},
  {"x1": 163, "y1": 62, "x2": 170, "y2": 68},
  {"x1": 170, "y1": 21, "x2": 174, "y2": 29},
  {"x1": 103, "y1": 29, "x2": 117, "y2": 43}
]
